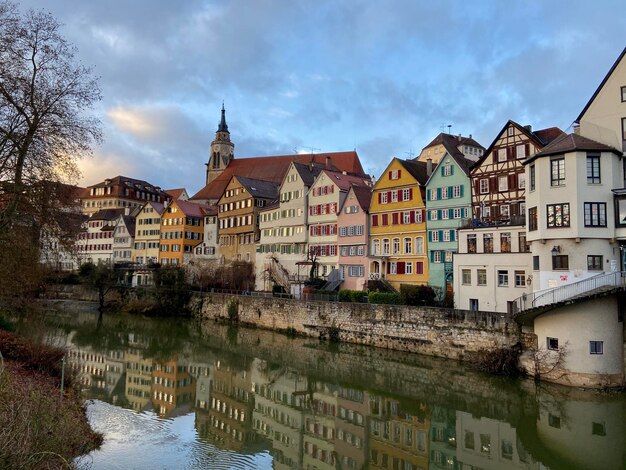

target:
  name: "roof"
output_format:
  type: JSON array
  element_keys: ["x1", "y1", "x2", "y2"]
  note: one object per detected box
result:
[
  {"x1": 423, "y1": 132, "x2": 485, "y2": 154},
  {"x1": 120, "y1": 215, "x2": 136, "y2": 236},
  {"x1": 524, "y1": 133, "x2": 622, "y2": 164},
  {"x1": 172, "y1": 199, "x2": 212, "y2": 218},
  {"x1": 350, "y1": 185, "x2": 373, "y2": 212},
  {"x1": 471, "y1": 120, "x2": 565, "y2": 171},
  {"x1": 319, "y1": 170, "x2": 372, "y2": 191},
  {"x1": 235, "y1": 176, "x2": 280, "y2": 199},
  {"x1": 165, "y1": 188, "x2": 187, "y2": 199},
  {"x1": 191, "y1": 151, "x2": 365, "y2": 201},
  {"x1": 398, "y1": 159, "x2": 430, "y2": 185},
  {"x1": 82, "y1": 175, "x2": 165, "y2": 196},
  {"x1": 575, "y1": 47, "x2": 626, "y2": 124},
  {"x1": 90, "y1": 209, "x2": 125, "y2": 221},
  {"x1": 144, "y1": 201, "x2": 165, "y2": 215},
  {"x1": 291, "y1": 161, "x2": 331, "y2": 187}
]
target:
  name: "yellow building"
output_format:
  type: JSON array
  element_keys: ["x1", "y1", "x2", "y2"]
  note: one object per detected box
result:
[
  {"x1": 369, "y1": 158, "x2": 430, "y2": 290},
  {"x1": 217, "y1": 176, "x2": 279, "y2": 264},
  {"x1": 159, "y1": 200, "x2": 209, "y2": 266}
]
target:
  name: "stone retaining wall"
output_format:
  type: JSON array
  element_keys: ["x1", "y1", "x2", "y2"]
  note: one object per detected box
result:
[{"x1": 193, "y1": 293, "x2": 524, "y2": 360}]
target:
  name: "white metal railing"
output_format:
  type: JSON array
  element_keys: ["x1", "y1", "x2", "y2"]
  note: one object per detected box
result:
[{"x1": 513, "y1": 271, "x2": 626, "y2": 314}]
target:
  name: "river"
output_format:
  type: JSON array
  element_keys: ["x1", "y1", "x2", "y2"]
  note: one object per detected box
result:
[{"x1": 12, "y1": 305, "x2": 626, "y2": 469}]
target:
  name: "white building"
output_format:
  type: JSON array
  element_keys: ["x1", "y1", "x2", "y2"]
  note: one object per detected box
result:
[{"x1": 454, "y1": 224, "x2": 531, "y2": 313}]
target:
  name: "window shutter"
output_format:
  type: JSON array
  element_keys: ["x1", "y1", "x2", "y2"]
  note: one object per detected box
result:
[
  {"x1": 429, "y1": 251, "x2": 434, "y2": 262},
  {"x1": 331, "y1": 185, "x2": 334, "y2": 193},
  {"x1": 450, "y1": 166, "x2": 454, "y2": 175},
  {"x1": 441, "y1": 166, "x2": 445, "y2": 176},
  {"x1": 388, "y1": 170, "x2": 392, "y2": 179},
  {"x1": 428, "y1": 231, "x2": 432, "y2": 242},
  {"x1": 426, "y1": 190, "x2": 430, "y2": 202},
  {"x1": 410, "y1": 211, "x2": 415, "y2": 223},
  {"x1": 397, "y1": 262, "x2": 405, "y2": 274},
  {"x1": 398, "y1": 170, "x2": 401, "y2": 178},
  {"x1": 448, "y1": 208, "x2": 453, "y2": 218},
  {"x1": 409, "y1": 188, "x2": 413, "y2": 200},
  {"x1": 372, "y1": 215, "x2": 378, "y2": 227},
  {"x1": 438, "y1": 209, "x2": 442, "y2": 219},
  {"x1": 460, "y1": 185, "x2": 464, "y2": 197},
  {"x1": 439, "y1": 230, "x2": 444, "y2": 240},
  {"x1": 450, "y1": 230, "x2": 456, "y2": 241},
  {"x1": 392, "y1": 213, "x2": 399, "y2": 225},
  {"x1": 325, "y1": 203, "x2": 330, "y2": 213},
  {"x1": 416, "y1": 262, "x2": 423, "y2": 274},
  {"x1": 387, "y1": 191, "x2": 392, "y2": 201},
  {"x1": 447, "y1": 187, "x2": 452, "y2": 198},
  {"x1": 378, "y1": 193, "x2": 382, "y2": 203},
  {"x1": 437, "y1": 188, "x2": 442, "y2": 199},
  {"x1": 525, "y1": 143, "x2": 530, "y2": 156},
  {"x1": 509, "y1": 174, "x2": 515, "y2": 190},
  {"x1": 397, "y1": 189, "x2": 402, "y2": 201},
  {"x1": 427, "y1": 211, "x2": 430, "y2": 221}
]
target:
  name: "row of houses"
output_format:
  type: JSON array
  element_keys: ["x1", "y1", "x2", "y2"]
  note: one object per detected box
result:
[{"x1": 43, "y1": 47, "x2": 626, "y2": 314}]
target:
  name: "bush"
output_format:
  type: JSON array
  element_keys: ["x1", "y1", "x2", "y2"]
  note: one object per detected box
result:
[
  {"x1": 368, "y1": 292, "x2": 401, "y2": 305},
  {"x1": 400, "y1": 284, "x2": 437, "y2": 306},
  {"x1": 468, "y1": 344, "x2": 523, "y2": 376},
  {"x1": 338, "y1": 290, "x2": 368, "y2": 303},
  {"x1": 227, "y1": 299, "x2": 239, "y2": 322}
]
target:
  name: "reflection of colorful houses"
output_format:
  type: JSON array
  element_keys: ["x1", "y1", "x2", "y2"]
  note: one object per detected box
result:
[
  {"x1": 67, "y1": 347, "x2": 107, "y2": 394},
  {"x1": 195, "y1": 361, "x2": 263, "y2": 453},
  {"x1": 151, "y1": 357, "x2": 195, "y2": 417},
  {"x1": 124, "y1": 352, "x2": 153, "y2": 412},
  {"x1": 303, "y1": 382, "x2": 339, "y2": 469},
  {"x1": 428, "y1": 406, "x2": 458, "y2": 470},
  {"x1": 334, "y1": 386, "x2": 369, "y2": 470},
  {"x1": 250, "y1": 359, "x2": 309, "y2": 469},
  {"x1": 368, "y1": 395, "x2": 430, "y2": 470}
]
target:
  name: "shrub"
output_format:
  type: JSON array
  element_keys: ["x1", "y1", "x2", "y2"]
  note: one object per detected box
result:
[
  {"x1": 338, "y1": 290, "x2": 368, "y2": 303},
  {"x1": 338, "y1": 290, "x2": 353, "y2": 302},
  {"x1": 368, "y1": 292, "x2": 401, "y2": 305},
  {"x1": 400, "y1": 284, "x2": 437, "y2": 306},
  {"x1": 468, "y1": 344, "x2": 523, "y2": 376}
]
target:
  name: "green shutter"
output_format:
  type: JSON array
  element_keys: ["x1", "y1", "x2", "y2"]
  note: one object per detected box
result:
[
  {"x1": 460, "y1": 185, "x2": 464, "y2": 197},
  {"x1": 439, "y1": 230, "x2": 444, "y2": 240},
  {"x1": 437, "y1": 209, "x2": 442, "y2": 219},
  {"x1": 450, "y1": 166, "x2": 454, "y2": 175},
  {"x1": 437, "y1": 188, "x2": 442, "y2": 199},
  {"x1": 428, "y1": 231, "x2": 432, "y2": 242},
  {"x1": 450, "y1": 230, "x2": 456, "y2": 241}
]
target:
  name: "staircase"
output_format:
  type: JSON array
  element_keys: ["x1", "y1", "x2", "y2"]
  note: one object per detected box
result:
[
  {"x1": 266, "y1": 257, "x2": 292, "y2": 293},
  {"x1": 323, "y1": 268, "x2": 343, "y2": 291},
  {"x1": 513, "y1": 271, "x2": 626, "y2": 317}
]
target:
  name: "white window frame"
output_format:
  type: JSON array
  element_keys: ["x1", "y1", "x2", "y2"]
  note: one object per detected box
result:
[
  {"x1": 479, "y1": 179, "x2": 489, "y2": 194},
  {"x1": 498, "y1": 175, "x2": 508, "y2": 192}
]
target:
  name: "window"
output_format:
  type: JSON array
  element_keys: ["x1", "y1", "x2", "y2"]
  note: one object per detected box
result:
[
  {"x1": 500, "y1": 232, "x2": 511, "y2": 252},
  {"x1": 430, "y1": 210, "x2": 438, "y2": 221},
  {"x1": 498, "y1": 175, "x2": 508, "y2": 192},
  {"x1": 584, "y1": 202, "x2": 607, "y2": 227},
  {"x1": 372, "y1": 239, "x2": 380, "y2": 256},
  {"x1": 592, "y1": 422, "x2": 606, "y2": 436},
  {"x1": 516, "y1": 144, "x2": 526, "y2": 159},
  {"x1": 622, "y1": 86, "x2": 626, "y2": 102},
  {"x1": 590, "y1": 341, "x2": 603, "y2": 355},
  {"x1": 587, "y1": 255, "x2": 603, "y2": 270},
  {"x1": 441, "y1": 186, "x2": 449, "y2": 199},
  {"x1": 453, "y1": 185, "x2": 461, "y2": 198},
  {"x1": 515, "y1": 271, "x2": 526, "y2": 287},
  {"x1": 483, "y1": 233, "x2": 493, "y2": 253},
  {"x1": 433, "y1": 251, "x2": 441, "y2": 263},
  {"x1": 467, "y1": 234, "x2": 477, "y2": 253},
  {"x1": 550, "y1": 157, "x2": 565, "y2": 186},
  {"x1": 431, "y1": 231, "x2": 439, "y2": 242},
  {"x1": 477, "y1": 269, "x2": 487, "y2": 286},
  {"x1": 533, "y1": 255, "x2": 540, "y2": 270},
  {"x1": 462, "y1": 269, "x2": 471, "y2": 285},
  {"x1": 443, "y1": 230, "x2": 450, "y2": 241},
  {"x1": 529, "y1": 207, "x2": 538, "y2": 231},
  {"x1": 402, "y1": 188, "x2": 411, "y2": 201},
  {"x1": 507, "y1": 127, "x2": 514, "y2": 136},
  {"x1": 479, "y1": 179, "x2": 489, "y2": 194},
  {"x1": 497, "y1": 270, "x2": 508, "y2": 287},
  {"x1": 445, "y1": 250, "x2": 453, "y2": 262},
  {"x1": 443, "y1": 161, "x2": 451, "y2": 176},
  {"x1": 381, "y1": 192, "x2": 388, "y2": 204},
  {"x1": 552, "y1": 255, "x2": 569, "y2": 270},
  {"x1": 547, "y1": 337, "x2": 559, "y2": 351},
  {"x1": 497, "y1": 148, "x2": 507, "y2": 162},
  {"x1": 587, "y1": 154, "x2": 601, "y2": 184},
  {"x1": 404, "y1": 237, "x2": 412, "y2": 254},
  {"x1": 453, "y1": 208, "x2": 462, "y2": 219},
  {"x1": 500, "y1": 204, "x2": 510, "y2": 219},
  {"x1": 390, "y1": 169, "x2": 400, "y2": 180},
  {"x1": 430, "y1": 189, "x2": 438, "y2": 201},
  {"x1": 382, "y1": 239, "x2": 390, "y2": 255},
  {"x1": 392, "y1": 238, "x2": 400, "y2": 254},
  {"x1": 547, "y1": 203, "x2": 570, "y2": 228},
  {"x1": 518, "y1": 172, "x2": 525, "y2": 189},
  {"x1": 469, "y1": 299, "x2": 479, "y2": 311},
  {"x1": 415, "y1": 237, "x2": 423, "y2": 254},
  {"x1": 519, "y1": 233, "x2": 530, "y2": 253},
  {"x1": 529, "y1": 164, "x2": 536, "y2": 191}
]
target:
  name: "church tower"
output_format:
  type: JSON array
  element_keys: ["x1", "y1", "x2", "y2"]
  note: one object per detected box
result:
[{"x1": 206, "y1": 103, "x2": 234, "y2": 185}]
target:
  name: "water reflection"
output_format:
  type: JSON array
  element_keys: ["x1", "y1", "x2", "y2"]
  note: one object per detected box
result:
[{"x1": 20, "y1": 310, "x2": 626, "y2": 470}]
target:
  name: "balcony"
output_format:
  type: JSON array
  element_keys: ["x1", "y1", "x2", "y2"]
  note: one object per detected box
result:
[{"x1": 459, "y1": 215, "x2": 526, "y2": 230}]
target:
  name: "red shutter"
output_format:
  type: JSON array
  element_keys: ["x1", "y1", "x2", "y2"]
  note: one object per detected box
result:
[
  {"x1": 525, "y1": 143, "x2": 530, "y2": 156},
  {"x1": 410, "y1": 211, "x2": 415, "y2": 223},
  {"x1": 397, "y1": 262, "x2": 405, "y2": 274},
  {"x1": 372, "y1": 215, "x2": 378, "y2": 227},
  {"x1": 397, "y1": 189, "x2": 402, "y2": 201},
  {"x1": 326, "y1": 245, "x2": 330, "y2": 255},
  {"x1": 409, "y1": 188, "x2": 413, "y2": 200},
  {"x1": 387, "y1": 191, "x2": 392, "y2": 201},
  {"x1": 388, "y1": 170, "x2": 392, "y2": 179},
  {"x1": 398, "y1": 169, "x2": 402, "y2": 179},
  {"x1": 382, "y1": 214, "x2": 388, "y2": 226},
  {"x1": 334, "y1": 224, "x2": 337, "y2": 234},
  {"x1": 331, "y1": 185, "x2": 334, "y2": 193},
  {"x1": 416, "y1": 262, "x2": 423, "y2": 274},
  {"x1": 378, "y1": 193, "x2": 382, "y2": 203},
  {"x1": 509, "y1": 173, "x2": 516, "y2": 190},
  {"x1": 392, "y1": 212, "x2": 399, "y2": 225}
]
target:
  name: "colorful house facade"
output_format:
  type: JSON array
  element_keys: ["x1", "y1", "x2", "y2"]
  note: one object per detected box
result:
[
  {"x1": 369, "y1": 158, "x2": 429, "y2": 290},
  {"x1": 159, "y1": 200, "x2": 208, "y2": 266}
]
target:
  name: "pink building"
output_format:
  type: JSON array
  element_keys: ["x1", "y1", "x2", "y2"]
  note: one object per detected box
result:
[{"x1": 338, "y1": 185, "x2": 371, "y2": 290}]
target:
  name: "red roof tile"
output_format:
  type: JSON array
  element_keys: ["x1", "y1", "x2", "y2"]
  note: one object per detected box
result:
[{"x1": 191, "y1": 151, "x2": 365, "y2": 201}]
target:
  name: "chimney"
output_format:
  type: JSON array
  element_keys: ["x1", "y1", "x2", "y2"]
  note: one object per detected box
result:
[
  {"x1": 469, "y1": 134, "x2": 472, "y2": 139},
  {"x1": 427, "y1": 158, "x2": 433, "y2": 176},
  {"x1": 457, "y1": 133, "x2": 462, "y2": 142},
  {"x1": 325, "y1": 156, "x2": 331, "y2": 168},
  {"x1": 524, "y1": 125, "x2": 532, "y2": 132}
]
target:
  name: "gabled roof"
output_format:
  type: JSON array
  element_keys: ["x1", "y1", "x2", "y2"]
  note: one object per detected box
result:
[
  {"x1": 423, "y1": 133, "x2": 485, "y2": 157},
  {"x1": 172, "y1": 199, "x2": 212, "y2": 218},
  {"x1": 90, "y1": 209, "x2": 125, "y2": 221},
  {"x1": 143, "y1": 201, "x2": 165, "y2": 215},
  {"x1": 398, "y1": 159, "x2": 430, "y2": 185},
  {"x1": 470, "y1": 120, "x2": 565, "y2": 171},
  {"x1": 191, "y1": 151, "x2": 365, "y2": 201},
  {"x1": 524, "y1": 133, "x2": 621, "y2": 164},
  {"x1": 425, "y1": 151, "x2": 472, "y2": 186},
  {"x1": 165, "y1": 188, "x2": 188, "y2": 200},
  {"x1": 576, "y1": 47, "x2": 626, "y2": 124},
  {"x1": 350, "y1": 185, "x2": 373, "y2": 212},
  {"x1": 235, "y1": 176, "x2": 280, "y2": 199},
  {"x1": 291, "y1": 161, "x2": 331, "y2": 187},
  {"x1": 316, "y1": 169, "x2": 372, "y2": 192},
  {"x1": 119, "y1": 215, "x2": 136, "y2": 236}
]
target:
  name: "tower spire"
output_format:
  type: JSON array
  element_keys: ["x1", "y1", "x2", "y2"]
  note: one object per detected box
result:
[{"x1": 218, "y1": 101, "x2": 229, "y2": 133}]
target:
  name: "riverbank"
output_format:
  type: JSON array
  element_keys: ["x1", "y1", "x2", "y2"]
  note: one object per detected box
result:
[{"x1": 0, "y1": 327, "x2": 102, "y2": 468}]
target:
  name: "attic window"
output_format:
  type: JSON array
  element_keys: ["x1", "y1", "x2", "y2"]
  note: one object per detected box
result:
[{"x1": 104, "y1": 179, "x2": 111, "y2": 185}]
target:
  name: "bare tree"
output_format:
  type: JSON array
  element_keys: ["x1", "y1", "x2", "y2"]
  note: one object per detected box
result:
[{"x1": 0, "y1": 1, "x2": 101, "y2": 233}]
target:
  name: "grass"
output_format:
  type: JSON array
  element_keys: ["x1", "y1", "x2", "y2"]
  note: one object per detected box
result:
[{"x1": 0, "y1": 330, "x2": 102, "y2": 469}]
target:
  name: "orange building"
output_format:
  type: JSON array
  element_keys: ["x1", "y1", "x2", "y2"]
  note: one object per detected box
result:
[{"x1": 159, "y1": 200, "x2": 210, "y2": 266}]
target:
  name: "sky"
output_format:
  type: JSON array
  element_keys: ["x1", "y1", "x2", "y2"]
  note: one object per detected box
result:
[{"x1": 17, "y1": 0, "x2": 626, "y2": 196}]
